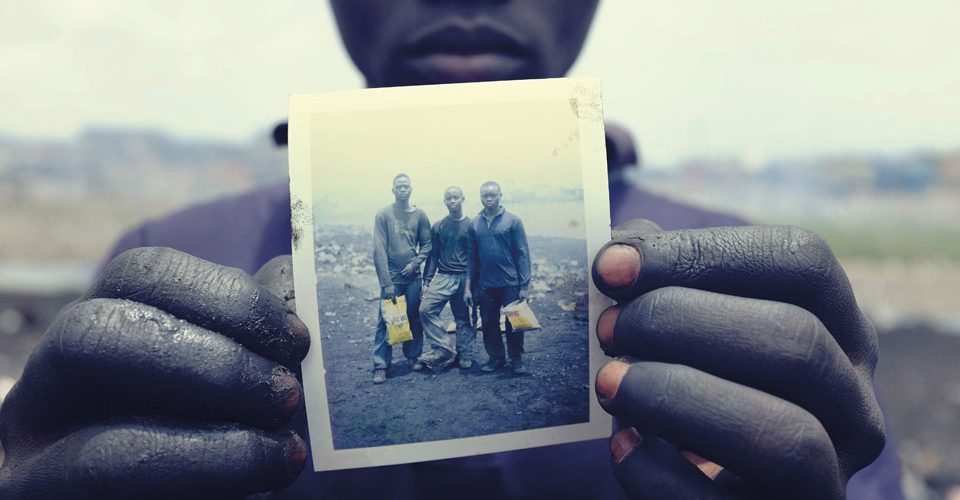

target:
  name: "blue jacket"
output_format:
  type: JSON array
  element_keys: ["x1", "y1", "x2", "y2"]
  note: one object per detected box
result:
[{"x1": 467, "y1": 207, "x2": 531, "y2": 290}]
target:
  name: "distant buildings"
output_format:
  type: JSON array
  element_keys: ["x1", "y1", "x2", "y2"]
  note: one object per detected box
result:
[
  {"x1": 646, "y1": 149, "x2": 960, "y2": 197},
  {"x1": 0, "y1": 127, "x2": 286, "y2": 205},
  {"x1": 0, "y1": 126, "x2": 956, "y2": 215}
]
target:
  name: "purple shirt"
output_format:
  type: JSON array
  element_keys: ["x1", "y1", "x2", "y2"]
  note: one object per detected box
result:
[
  {"x1": 104, "y1": 179, "x2": 904, "y2": 500},
  {"x1": 105, "y1": 124, "x2": 904, "y2": 498}
]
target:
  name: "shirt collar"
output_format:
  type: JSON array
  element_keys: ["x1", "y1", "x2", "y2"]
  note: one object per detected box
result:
[{"x1": 479, "y1": 206, "x2": 505, "y2": 222}]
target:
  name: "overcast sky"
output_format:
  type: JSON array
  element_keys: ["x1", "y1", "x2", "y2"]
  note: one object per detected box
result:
[{"x1": 2, "y1": 1, "x2": 958, "y2": 165}]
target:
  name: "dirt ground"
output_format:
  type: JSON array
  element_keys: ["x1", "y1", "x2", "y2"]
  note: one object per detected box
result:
[{"x1": 312, "y1": 232, "x2": 592, "y2": 449}]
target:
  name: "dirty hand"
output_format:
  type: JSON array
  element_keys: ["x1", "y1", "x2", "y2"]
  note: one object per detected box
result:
[
  {"x1": 383, "y1": 285, "x2": 397, "y2": 301},
  {"x1": 592, "y1": 220, "x2": 884, "y2": 500},
  {"x1": 0, "y1": 248, "x2": 310, "y2": 499},
  {"x1": 518, "y1": 288, "x2": 529, "y2": 301}
]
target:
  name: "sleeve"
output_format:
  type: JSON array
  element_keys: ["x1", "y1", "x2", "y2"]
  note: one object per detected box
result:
[
  {"x1": 372, "y1": 210, "x2": 393, "y2": 288},
  {"x1": 413, "y1": 211, "x2": 432, "y2": 267},
  {"x1": 423, "y1": 222, "x2": 440, "y2": 283},
  {"x1": 512, "y1": 218, "x2": 531, "y2": 289},
  {"x1": 846, "y1": 386, "x2": 906, "y2": 499}
]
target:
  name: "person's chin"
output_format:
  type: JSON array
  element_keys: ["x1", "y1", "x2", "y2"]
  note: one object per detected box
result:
[{"x1": 388, "y1": 53, "x2": 538, "y2": 85}]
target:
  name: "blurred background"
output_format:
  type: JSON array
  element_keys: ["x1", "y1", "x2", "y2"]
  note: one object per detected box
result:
[{"x1": 1, "y1": 2, "x2": 958, "y2": 498}]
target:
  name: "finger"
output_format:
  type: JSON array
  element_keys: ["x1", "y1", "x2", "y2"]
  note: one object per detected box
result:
[
  {"x1": 611, "y1": 218, "x2": 662, "y2": 242},
  {"x1": 88, "y1": 247, "x2": 309, "y2": 368},
  {"x1": 594, "y1": 219, "x2": 660, "y2": 289},
  {"x1": 597, "y1": 288, "x2": 885, "y2": 475},
  {"x1": 592, "y1": 224, "x2": 875, "y2": 368},
  {"x1": 597, "y1": 360, "x2": 845, "y2": 500},
  {"x1": 3, "y1": 298, "x2": 303, "y2": 441},
  {"x1": 254, "y1": 254, "x2": 298, "y2": 313},
  {"x1": 253, "y1": 256, "x2": 311, "y2": 380},
  {"x1": 610, "y1": 428, "x2": 737, "y2": 500},
  {"x1": 0, "y1": 421, "x2": 305, "y2": 500}
]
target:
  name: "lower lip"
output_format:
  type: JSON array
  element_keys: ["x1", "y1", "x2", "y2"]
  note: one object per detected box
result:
[{"x1": 403, "y1": 52, "x2": 527, "y2": 83}]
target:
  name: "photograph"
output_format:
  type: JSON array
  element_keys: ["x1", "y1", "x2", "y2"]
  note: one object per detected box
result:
[
  {"x1": 288, "y1": 78, "x2": 613, "y2": 471},
  {"x1": 4, "y1": 2, "x2": 959, "y2": 497}
]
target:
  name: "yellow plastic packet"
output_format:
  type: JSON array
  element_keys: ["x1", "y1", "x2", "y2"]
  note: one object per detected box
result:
[
  {"x1": 502, "y1": 300, "x2": 541, "y2": 332},
  {"x1": 382, "y1": 296, "x2": 414, "y2": 345}
]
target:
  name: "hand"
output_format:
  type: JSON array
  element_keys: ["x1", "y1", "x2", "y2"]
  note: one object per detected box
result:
[
  {"x1": 0, "y1": 248, "x2": 311, "y2": 499},
  {"x1": 592, "y1": 220, "x2": 884, "y2": 500},
  {"x1": 383, "y1": 285, "x2": 397, "y2": 301},
  {"x1": 463, "y1": 288, "x2": 473, "y2": 308},
  {"x1": 400, "y1": 262, "x2": 417, "y2": 279},
  {"x1": 518, "y1": 288, "x2": 529, "y2": 300}
]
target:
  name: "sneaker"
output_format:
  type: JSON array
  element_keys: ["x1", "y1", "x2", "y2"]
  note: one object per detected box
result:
[
  {"x1": 410, "y1": 359, "x2": 425, "y2": 372},
  {"x1": 480, "y1": 358, "x2": 506, "y2": 373},
  {"x1": 510, "y1": 359, "x2": 527, "y2": 375},
  {"x1": 373, "y1": 369, "x2": 387, "y2": 384},
  {"x1": 459, "y1": 358, "x2": 474, "y2": 370}
]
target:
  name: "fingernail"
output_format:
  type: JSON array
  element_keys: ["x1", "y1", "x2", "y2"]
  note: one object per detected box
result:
[
  {"x1": 611, "y1": 427, "x2": 642, "y2": 464},
  {"x1": 596, "y1": 306, "x2": 620, "y2": 351},
  {"x1": 287, "y1": 313, "x2": 309, "y2": 341},
  {"x1": 281, "y1": 375, "x2": 302, "y2": 414},
  {"x1": 284, "y1": 431, "x2": 308, "y2": 478},
  {"x1": 680, "y1": 451, "x2": 725, "y2": 480},
  {"x1": 596, "y1": 359, "x2": 630, "y2": 401},
  {"x1": 596, "y1": 245, "x2": 641, "y2": 289},
  {"x1": 273, "y1": 369, "x2": 303, "y2": 415}
]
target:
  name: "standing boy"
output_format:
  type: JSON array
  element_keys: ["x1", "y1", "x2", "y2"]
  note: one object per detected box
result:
[
  {"x1": 372, "y1": 173, "x2": 432, "y2": 383},
  {"x1": 466, "y1": 181, "x2": 531, "y2": 374},
  {"x1": 418, "y1": 186, "x2": 476, "y2": 370}
]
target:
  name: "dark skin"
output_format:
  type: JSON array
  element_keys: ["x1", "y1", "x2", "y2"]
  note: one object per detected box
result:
[
  {"x1": 594, "y1": 220, "x2": 884, "y2": 498},
  {"x1": 0, "y1": 1, "x2": 884, "y2": 498},
  {"x1": 329, "y1": 0, "x2": 598, "y2": 87},
  {"x1": 0, "y1": 249, "x2": 309, "y2": 498}
]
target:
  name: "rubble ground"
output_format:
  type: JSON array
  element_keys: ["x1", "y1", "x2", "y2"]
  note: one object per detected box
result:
[{"x1": 313, "y1": 229, "x2": 591, "y2": 449}]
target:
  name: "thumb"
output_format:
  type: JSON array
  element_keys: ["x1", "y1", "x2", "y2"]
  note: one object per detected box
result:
[
  {"x1": 254, "y1": 255, "x2": 297, "y2": 313},
  {"x1": 610, "y1": 218, "x2": 663, "y2": 242}
]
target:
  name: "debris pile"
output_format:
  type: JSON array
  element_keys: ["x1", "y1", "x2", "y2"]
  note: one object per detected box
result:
[
  {"x1": 313, "y1": 228, "x2": 377, "y2": 278},
  {"x1": 314, "y1": 227, "x2": 590, "y2": 322},
  {"x1": 528, "y1": 257, "x2": 586, "y2": 301}
]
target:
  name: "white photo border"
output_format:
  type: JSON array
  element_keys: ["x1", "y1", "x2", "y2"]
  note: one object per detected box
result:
[{"x1": 288, "y1": 77, "x2": 613, "y2": 471}]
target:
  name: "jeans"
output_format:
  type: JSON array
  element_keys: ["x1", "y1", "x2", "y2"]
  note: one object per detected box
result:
[
  {"x1": 373, "y1": 279, "x2": 424, "y2": 370},
  {"x1": 477, "y1": 285, "x2": 524, "y2": 362},
  {"x1": 419, "y1": 272, "x2": 476, "y2": 361}
]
